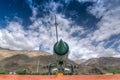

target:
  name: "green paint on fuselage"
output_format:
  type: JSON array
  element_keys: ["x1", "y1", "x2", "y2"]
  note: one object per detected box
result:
[{"x1": 54, "y1": 39, "x2": 69, "y2": 55}]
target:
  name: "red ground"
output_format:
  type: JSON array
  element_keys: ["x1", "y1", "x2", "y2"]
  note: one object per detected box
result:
[{"x1": 0, "y1": 74, "x2": 119, "y2": 80}]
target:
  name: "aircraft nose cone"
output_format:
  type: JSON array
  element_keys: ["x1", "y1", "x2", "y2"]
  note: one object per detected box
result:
[{"x1": 54, "y1": 39, "x2": 69, "y2": 55}]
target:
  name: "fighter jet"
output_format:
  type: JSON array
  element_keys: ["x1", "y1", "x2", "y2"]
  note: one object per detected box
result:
[{"x1": 48, "y1": 16, "x2": 74, "y2": 75}]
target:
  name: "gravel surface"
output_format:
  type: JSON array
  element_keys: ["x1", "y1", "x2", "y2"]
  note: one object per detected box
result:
[{"x1": 0, "y1": 74, "x2": 119, "y2": 80}]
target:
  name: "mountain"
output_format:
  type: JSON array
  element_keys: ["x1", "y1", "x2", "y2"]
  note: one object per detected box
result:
[
  {"x1": 81, "y1": 57, "x2": 120, "y2": 67},
  {"x1": 0, "y1": 54, "x2": 54, "y2": 72},
  {"x1": 78, "y1": 57, "x2": 120, "y2": 74},
  {"x1": 0, "y1": 48, "x2": 53, "y2": 72},
  {"x1": 0, "y1": 48, "x2": 77, "y2": 74},
  {"x1": 0, "y1": 49, "x2": 51, "y2": 60},
  {"x1": 0, "y1": 47, "x2": 10, "y2": 50},
  {"x1": 0, "y1": 48, "x2": 120, "y2": 75}
]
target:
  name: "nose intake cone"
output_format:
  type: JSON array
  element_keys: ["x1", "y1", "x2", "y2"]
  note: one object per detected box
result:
[{"x1": 54, "y1": 39, "x2": 69, "y2": 55}]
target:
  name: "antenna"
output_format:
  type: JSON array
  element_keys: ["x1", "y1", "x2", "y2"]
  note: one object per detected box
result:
[{"x1": 54, "y1": 15, "x2": 59, "y2": 42}]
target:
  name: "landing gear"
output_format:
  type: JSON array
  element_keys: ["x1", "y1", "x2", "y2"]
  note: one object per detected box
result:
[{"x1": 48, "y1": 63, "x2": 74, "y2": 75}]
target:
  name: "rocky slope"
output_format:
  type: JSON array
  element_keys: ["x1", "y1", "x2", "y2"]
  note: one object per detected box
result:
[
  {"x1": 0, "y1": 49, "x2": 51, "y2": 60},
  {"x1": 78, "y1": 57, "x2": 120, "y2": 74},
  {"x1": 0, "y1": 49, "x2": 76, "y2": 73},
  {"x1": 0, "y1": 48, "x2": 120, "y2": 74}
]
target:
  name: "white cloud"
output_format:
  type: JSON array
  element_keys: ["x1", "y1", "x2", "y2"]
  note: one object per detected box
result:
[
  {"x1": 91, "y1": 7, "x2": 120, "y2": 41},
  {"x1": 85, "y1": 0, "x2": 120, "y2": 58},
  {"x1": 117, "y1": 44, "x2": 120, "y2": 52},
  {"x1": 0, "y1": 0, "x2": 120, "y2": 60},
  {"x1": 0, "y1": 22, "x2": 39, "y2": 50},
  {"x1": 30, "y1": 8, "x2": 38, "y2": 21},
  {"x1": 69, "y1": 0, "x2": 120, "y2": 60}
]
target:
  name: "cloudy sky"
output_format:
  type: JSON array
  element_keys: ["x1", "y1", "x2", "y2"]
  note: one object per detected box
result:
[{"x1": 0, "y1": 0, "x2": 120, "y2": 60}]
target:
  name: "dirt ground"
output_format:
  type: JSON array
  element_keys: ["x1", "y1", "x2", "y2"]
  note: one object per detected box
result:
[{"x1": 0, "y1": 74, "x2": 119, "y2": 80}]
